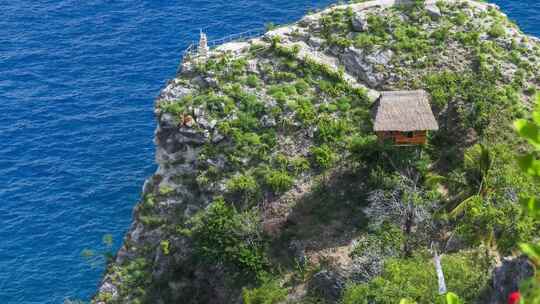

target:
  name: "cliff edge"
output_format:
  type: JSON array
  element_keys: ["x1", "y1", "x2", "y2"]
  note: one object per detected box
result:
[{"x1": 94, "y1": 0, "x2": 540, "y2": 303}]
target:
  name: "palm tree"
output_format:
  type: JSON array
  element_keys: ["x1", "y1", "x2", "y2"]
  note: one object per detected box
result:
[
  {"x1": 426, "y1": 143, "x2": 493, "y2": 217},
  {"x1": 427, "y1": 143, "x2": 499, "y2": 259},
  {"x1": 449, "y1": 143, "x2": 492, "y2": 216}
]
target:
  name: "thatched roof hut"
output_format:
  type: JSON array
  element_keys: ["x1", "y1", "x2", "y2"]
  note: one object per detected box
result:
[{"x1": 373, "y1": 90, "x2": 439, "y2": 132}]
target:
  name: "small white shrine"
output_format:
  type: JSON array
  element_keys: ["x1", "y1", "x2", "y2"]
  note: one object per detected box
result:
[{"x1": 198, "y1": 30, "x2": 209, "y2": 57}]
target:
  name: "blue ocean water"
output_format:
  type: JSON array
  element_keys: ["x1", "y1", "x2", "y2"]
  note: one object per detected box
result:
[{"x1": 0, "y1": 0, "x2": 537, "y2": 303}]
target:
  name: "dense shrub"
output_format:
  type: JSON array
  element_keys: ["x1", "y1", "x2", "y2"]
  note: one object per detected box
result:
[
  {"x1": 488, "y1": 22, "x2": 506, "y2": 38},
  {"x1": 367, "y1": 14, "x2": 389, "y2": 38},
  {"x1": 350, "y1": 224, "x2": 403, "y2": 259},
  {"x1": 290, "y1": 156, "x2": 311, "y2": 175},
  {"x1": 316, "y1": 115, "x2": 352, "y2": 144},
  {"x1": 342, "y1": 252, "x2": 490, "y2": 304},
  {"x1": 430, "y1": 26, "x2": 451, "y2": 44},
  {"x1": 226, "y1": 172, "x2": 260, "y2": 201},
  {"x1": 274, "y1": 71, "x2": 297, "y2": 82},
  {"x1": 159, "y1": 101, "x2": 185, "y2": 115},
  {"x1": 310, "y1": 144, "x2": 337, "y2": 169},
  {"x1": 348, "y1": 134, "x2": 379, "y2": 162},
  {"x1": 263, "y1": 169, "x2": 294, "y2": 193},
  {"x1": 424, "y1": 71, "x2": 461, "y2": 108},
  {"x1": 392, "y1": 24, "x2": 431, "y2": 59},
  {"x1": 105, "y1": 258, "x2": 152, "y2": 302},
  {"x1": 184, "y1": 199, "x2": 267, "y2": 278},
  {"x1": 206, "y1": 94, "x2": 236, "y2": 116},
  {"x1": 233, "y1": 130, "x2": 262, "y2": 148},
  {"x1": 294, "y1": 79, "x2": 310, "y2": 95},
  {"x1": 354, "y1": 33, "x2": 381, "y2": 50},
  {"x1": 246, "y1": 74, "x2": 261, "y2": 88},
  {"x1": 456, "y1": 30, "x2": 480, "y2": 46},
  {"x1": 103, "y1": 3, "x2": 540, "y2": 302},
  {"x1": 424, "y1": 68, "x2": 520, "y2": 133},
  {"x1": 158, "y1": 185, "x2": 175, "y2": 196},
  {"x1": 453, "y1": 12, "x2": 469, "y2": 26},
  {"x1": 320, "y1": 8, "x2": 354, "y2": 46},
  {"x1": 295, "y1": 97, "x2": 317, "y2": 124},
  {"x1": 319, "y1": 102, "x2": 338, "y2": 113},
  {"x1": 242, "y1": 277, "x2": 288, "y2": 304}
]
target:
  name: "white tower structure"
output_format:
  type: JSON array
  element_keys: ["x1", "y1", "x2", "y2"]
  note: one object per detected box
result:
[{"x1": 198, "y1": 30, "x2": 209, "y2": 57}]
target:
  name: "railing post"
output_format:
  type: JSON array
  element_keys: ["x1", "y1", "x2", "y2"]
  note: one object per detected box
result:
[{"x1": 180, "y1": 27, "x2": 265, "y2": 61}]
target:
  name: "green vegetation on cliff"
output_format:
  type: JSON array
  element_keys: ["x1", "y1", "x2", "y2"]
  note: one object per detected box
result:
[{"x1": 94, "y1": 1, "x2": 540, "y2": 303}]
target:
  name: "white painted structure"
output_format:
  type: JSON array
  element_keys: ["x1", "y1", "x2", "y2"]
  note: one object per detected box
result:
[{"x1": 198, "y1": 30, "x2": 209, "y2": 57}]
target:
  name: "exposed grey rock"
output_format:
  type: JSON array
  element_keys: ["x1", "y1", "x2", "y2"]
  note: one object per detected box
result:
[
  {"x1": 206, "y1": 156, "x2": 226, "y2": 170},
  {"x1": 193, "y1": 107, "x2": 204, "y2": 118},
  {"x1": 487, "y1": 3, "x2": 501, "y2": 10},
  {"x1": 261, "y1": 115, "x2": 277, "y2": 128},
  {"x1": 444, "y1": 233, "x2": 466, "y2": 253},
  {"x1": 96, "y1": 281, "x2": 119, "y2": 303},
  {"x1": 204, "y1": 76, "x2": 218, "y2": 88},
  {"x1": 308, "y1": 36, "x2": 324, "y2": 49},
  {"x1": 114, "y1": 246, "x2": 131, "y2": 266},
  {"x1": 194, "y1": 107, "x2": 216, "y2": 130},
  {"x1": 285, "y1": 288, "x2": 308, "y2": 303},
  {"x1": 299, "y1": 14, "x2": 321, "y2": 30},
  {"x1": 216, "y1": 181, "x2": 227, "y2": 193},
  {"x1": 156, "y1": 126, "x2": 208, "y2": 160},
  {"x1": 196, "y1": 116, "x2": 210, "y2": 129},
  {"x1": 426, "y1": 4, "x2": 442, "y2": 19},
  {"x1": 96, "y1": 1, "x2": 537, "y2": 303},
  {"x1": 341, "y1": 47, "x2": 365, "y2": 67},
  {"x1": 160, "y1": 197, "x2": 184, "y2": 208},
  {"x1": 214, "y1": 41, "x2": 250, "y2": 54},
  {"x1": 307, "y1": 127, "x2": 315, "y2": 138},
  {"x1": 487, "y1": 256, "x2": 534, "y2": 304},
  {"x1": 349, "y1": 254, "x2": 384, "y2": 283},
  {"x1": 479, "y1": 32, "x2": 489, "y2": 42},
  {"x1": 142, "y1": 178, "x2": 154, "y2": 196},
  {"x1": 352, "y1": 12, "x2": 369, "y2": 32},
  {"x1": 142, "y1": 228, "x2": 165, "y2": 248},
  {"x1": 202, "y1": 129, "x2": 211, "y2": 140},
  {"x1": 367, "y1": 90, "x2": 381, "y2": 102},
  {"x1": 192, "y1": 76, "x2": 208, "y2": 88},
  {"x1": 290, "y1": 27, "x2": 309, "y2": 42},
  {"x1": 212, "y1": 130, "x2": 225, "y2": 143},
  {"x1": 160, "y1": 113, "x2": 179, "y2": 129},
  {"x1": 158, "y1": 82, "x2": 193, "y2": 103},
  {"x1": 152, "y1": 246, "x2": 172, "y2": 280},
  {"x1": 264, "y1": 26, "x2": 296, "y2": 43},
  {"x1": 266, "y1": 98, "x2": 278, "y2": 108},
  {"x1": 179, "y1": 60, "x2": 195, "y2": 75},
  {"x1": 171, "y1": 237, "x2": 193, "y2": 264},
  {"x1": 288, "y1": 240, "x2": 306, "y2": 266},
  {"x1": 308, "y1": 270, "x2": 346, "y2": 301},
  {"x1": 529, "y1": 36, "x2": 540, "y2": 44},
  {"x1": 341, "y1": 47, "x2": 387, "y2": 87},
  {"x1": 365, "y1": 48, "x2": 394, "y2": 66},
  {"x1": 130, "y1": 222, "x2": 145, "y2": 243},
  {"x1": 328, "y1": 45, "x2": 342, "y2": 56}
]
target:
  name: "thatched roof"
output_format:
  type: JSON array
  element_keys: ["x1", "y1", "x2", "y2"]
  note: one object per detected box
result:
[{"x1": 373, "y1": 90, "x2": 439, "y2": 132}]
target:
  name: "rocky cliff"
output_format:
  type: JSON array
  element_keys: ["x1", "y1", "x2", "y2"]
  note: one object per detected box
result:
[{"x1": 94, "y1": 0, "x2": 540, "y2": 303}]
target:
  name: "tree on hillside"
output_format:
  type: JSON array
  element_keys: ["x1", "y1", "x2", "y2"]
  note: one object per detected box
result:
[
  {"x1": 365, "y1": 176, "x2": 437, "y2": 257},
  {"x1": 513, "y1": 94, "x2": 540, "y2": 302}
]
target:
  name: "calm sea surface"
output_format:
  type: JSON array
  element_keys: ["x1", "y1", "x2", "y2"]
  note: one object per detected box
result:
[{"x1": 0, "y1": 0, "x2": 538, "y2": 303}]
